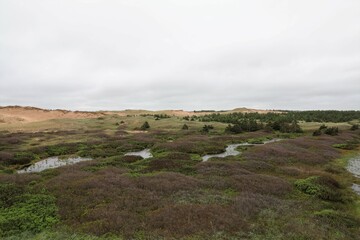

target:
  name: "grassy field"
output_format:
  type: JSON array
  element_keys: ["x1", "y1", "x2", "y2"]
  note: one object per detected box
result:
[
  {"x1": 0, "y1": 114, "x2": 359, "y2": 239},
  {"x1": 299, "y1": 121, "x2": 353, "y2": 132}
]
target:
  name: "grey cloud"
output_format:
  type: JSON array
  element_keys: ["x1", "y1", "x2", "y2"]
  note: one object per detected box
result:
[{"x1": 0, "y1": 0, "x2": 359, "y2": 110}]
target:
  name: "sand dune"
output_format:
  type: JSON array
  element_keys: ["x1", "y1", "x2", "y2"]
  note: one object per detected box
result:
[
  {"x1": 0, "y1": 106, "x2": 103, "y2": 124},
  {"x1": 0, "y1": 106, "x2": 274, "y2": 124}
]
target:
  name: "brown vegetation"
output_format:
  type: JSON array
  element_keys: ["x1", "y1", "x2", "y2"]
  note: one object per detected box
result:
[
  {"x1": 147, "y1": 204, "x2": 248, "y2": 237},
  {"x1": 242, "y1": 135, "x2": 348, "y2": 165}
]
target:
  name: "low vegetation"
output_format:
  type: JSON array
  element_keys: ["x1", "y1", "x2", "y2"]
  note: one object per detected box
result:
[{"x1": 0, "y1": 112, "x2": 359, "y2": 239}]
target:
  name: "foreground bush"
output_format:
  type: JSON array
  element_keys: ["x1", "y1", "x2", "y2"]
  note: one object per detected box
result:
[{"x1": 0, "y1": 186, "x2": 59, "y2": 237}]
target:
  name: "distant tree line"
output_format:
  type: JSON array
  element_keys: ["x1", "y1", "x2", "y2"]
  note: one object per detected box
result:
[
  {"x1": 182, "y1": 116, "x2": 197, "y2": 121},
  {"x1": 285, "y1": 110, "x2": 360, "y2": 123},
  {"x1": 139, "y1": 114, "x2": 171, "y2": 120},
  {"x1": 194, "y1": 112, "x2": 303, "y2": 133},
  {"x1": 189, "y1": 110, "x2": 360, "y2": 134},
  {"x1": 193, "y1": 110, "x2": 227, "y2": 113},
  {"x1": 195, "y1": 111, "x2": 360, "y2": 124},
  {"x1": 154, "y1": 114, "x2": 171, "y2": 120},
  {"x1": 224, "y1": 119, "x2": 302, "y2": 134}
]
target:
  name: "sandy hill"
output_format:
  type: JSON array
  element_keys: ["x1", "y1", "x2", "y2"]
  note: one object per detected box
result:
[
  {"x1": 0, "y1": 106, "x2": 104, "y2": 124},
  {"x1": 0, "y1": 106, "x2": 274, "y2": 124}
]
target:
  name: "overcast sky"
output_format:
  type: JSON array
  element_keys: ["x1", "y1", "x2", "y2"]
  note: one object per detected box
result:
[{"x1": 0, "y1": 0, "x2": 359, "y2": 111}]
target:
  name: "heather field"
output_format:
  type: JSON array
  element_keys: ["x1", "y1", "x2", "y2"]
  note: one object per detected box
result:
[
  {"x1": 0, "y1": 112, "x2": 359, "y2": 239},
  {"x1": 2, "y1": 0, "x2": 360, "y2": 238}
]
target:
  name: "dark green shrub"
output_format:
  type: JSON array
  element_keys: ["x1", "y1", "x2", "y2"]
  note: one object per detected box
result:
[
  {"x1": 319, "y1": 124, "x2": 328, "y2": 130},
  {"x1": 312, "y1": 129, "x2": 322, "y2": 136},
  {"x1": 0, "y1": 183, "x2": 24, "y2": 208},
  {"x1": 0, "y1": 193, "x2": 59, "y2": 237},
  {"x1": 324, "y1": 127, "x2": 339, "y2": 136},
  {"x1": 140, "y1": 121, "x2": 150, "y2": 130},
  {"x1": 225, "y1": 124, "x2": 243, "y2": 134},
  {"x1": 10, "y1": 152, "x2": 37, "y2": 165},
  {"x1": 314, "y1": 209, "x2": 359, "y2": 228},
  {"x1": 154, "y1": 114, "x2": 171, "y2": 119},
  {"x1": 46, "y1": 146, "x2": 68, "y2": 156},
  {"x1": 295, "y1": 176, "x2": 343, "y2": 202},
  {"x1": 182, "y1": 124, "x2": 189, "y2": 130},
  {"x1": 202, "y1": 125, "x2": 214, "y2": 133},
  {"x1": 333, "y1": 142, "x2": 358, "y2": 150},
  {"x1": 350, "y1": 124, "x2": 359, "y2": 131}
]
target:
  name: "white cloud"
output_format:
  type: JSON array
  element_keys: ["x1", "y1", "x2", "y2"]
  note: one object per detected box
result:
[{"x1": 0, "y1": 0, "x2": 359, "y2": 110}]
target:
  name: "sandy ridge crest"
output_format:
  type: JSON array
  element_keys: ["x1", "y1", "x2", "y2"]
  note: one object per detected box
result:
[{"x1": 0, "y1": 105, "x2": 274, "y2": 124}]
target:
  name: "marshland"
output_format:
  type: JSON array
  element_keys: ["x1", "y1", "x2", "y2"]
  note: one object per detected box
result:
[
  {"x1": 1, "y1": 1, "x2": 360, "y2": 239},
  {"x1": 0, "y1": 108, "x2": 359, "y2": 239}
]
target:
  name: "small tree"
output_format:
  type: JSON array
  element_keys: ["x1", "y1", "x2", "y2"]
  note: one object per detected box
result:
[
  {"x1": 182, "y1": 124, "x2": 189, "y2": 130},
  {"x1": 312, "y1": 129, "x2": 322, "y2": 136},
  {"x1": 140, "y1": 121, "x2": 150, "y2": 130},
  {"x1": 225, "y1": 124, "x2": 242, "y2": 134},
  {"x1": 350, "y1": 124, "x2": 359, "y2": 131},
  {"x1": 202, "y1": 124, "x2": 214, "y2": 133},
  {"x1": 319, "y1": 124, "x2": 327, "y2": 130},
  {"x1": 290, "y1": 120, "x2": 303, "y2": 133},
  {"x1": 324, "y1": 127, "x2": 339, "y2": 136}
]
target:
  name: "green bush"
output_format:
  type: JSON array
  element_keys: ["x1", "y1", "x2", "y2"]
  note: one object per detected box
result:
[
  {"x1": 0, "y1": 193, "x2": 59, "y2": 237},
  {"x1": 295, "y1": 176, "x2": 343, "y2": 202},
  {"x1": 332, "y1": 143, "x2": 357, "y2": 150},
  {"x1": 182, "y1": 124, "x2": 189, "y2": 130},
  {"x1": 202, "y1": 125, "x2": 214, "y2": 133},
  {"x1": 350, "y1": 124, "x2": 359, "y2": 131},
  {"x1": 333, "y1": 139, "x2": 358, "y2": 150},
  {"x1": 324, "y1": 127, "x2": 339, "y2": 136},
  {"x1": 11, "y1": 152, "x2": 37, "y2": 165},
  {"x1": 46, "y1": 146, "x2": 69, "y2": 156},
  {"x1": 140, "y1": 121, "x2": 150, "y2": 130},
  {"x1": 314, "y1": 209, "x2": 359, "y2": 228},
  {"x1": 295, "y1": 177, "x2": 322, "y2": 195},
  {"x1": 0, "y1": 184, "x2": 24, "y2": 208},
  {"x1": 312, "y1": 129, "x2": 322, "y2": 136}
]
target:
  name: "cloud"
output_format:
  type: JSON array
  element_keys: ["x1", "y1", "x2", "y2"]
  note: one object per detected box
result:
[{"x1": 0, "y1": 0, "x2": 359, "y2": 110}]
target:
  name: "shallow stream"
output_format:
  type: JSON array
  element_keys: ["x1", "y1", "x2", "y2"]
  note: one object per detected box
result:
[
  {"x1": 202, "y1": 138, "x2": 281, "y2": 161},
  {"x1": 124, "y1": 148, "x2": 153, "y2": 159},
  {"x1": 17, "y1": 156, "x2": 92, "y2": 173},
  {"x1": 346, "y1": 155, "x2": 360, "y2": 195}
]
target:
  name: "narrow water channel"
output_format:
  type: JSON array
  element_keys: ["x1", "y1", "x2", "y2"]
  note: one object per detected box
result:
[
  {"x1": 346, "y1": 155, "x2": 360, "y2": 195},
  {"x1": 202, "y1": 138, "x2": 281, "y2": 161},
  {"x1": 124, "y1": 148, "x2": 153, "y2": 159},
  {"x1": 17, "y1": 156, "x2": 92, "y2": 173}
]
